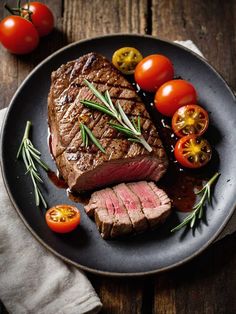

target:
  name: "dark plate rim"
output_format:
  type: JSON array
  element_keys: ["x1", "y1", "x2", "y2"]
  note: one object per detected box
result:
[{"x1": 1, "y1": 33, "x2": 236, "y2": 277}]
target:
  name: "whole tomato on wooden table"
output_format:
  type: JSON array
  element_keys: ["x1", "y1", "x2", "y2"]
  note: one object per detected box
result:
[
  {"x1": 0, "y1": 15, "x2": 39, "y2": 54},
  {"x1": 22, "y1": 2, "x2": 54, "y2": 37},
  {"x1": 0, "y1": 1, "x2": 54, "y2": 54}
]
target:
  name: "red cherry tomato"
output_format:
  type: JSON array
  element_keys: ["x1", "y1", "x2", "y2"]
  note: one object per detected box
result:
[
  {"x1": 45, "y1": 205, "x2": 81, "y2": 233},
  {"x1": 0, "y1": 15, "x2": 39, "y2": 54},
  {"x1": 134, "y1": 54, "x2": 174, "y2": 92},
  {"x1": 23, "y1": 2, "x2": 54, "y2": 37},
  {"x1": 174, "y1": 135, "x2": 212, "y2": 168},
  {"x1": 172, "y1": 104, "x2": 209, "y2": 137},
  {"x1": 154, "y1": 79, "x2": 197, "y2": 117}
]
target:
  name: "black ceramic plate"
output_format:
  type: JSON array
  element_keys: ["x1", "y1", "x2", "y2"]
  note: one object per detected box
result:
[{"x1": 1, "y1": 34, "x2": 236, "y2": 276}]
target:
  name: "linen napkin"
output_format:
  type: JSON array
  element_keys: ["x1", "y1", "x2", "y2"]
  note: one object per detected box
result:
[{"x1": 0, "y1": 41, "x2": 235, "y2": 314}]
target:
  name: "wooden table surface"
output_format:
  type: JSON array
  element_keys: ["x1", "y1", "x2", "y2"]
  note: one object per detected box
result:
[{"x1": 1, "y1": 1, "x2": 236, "y2": 313}]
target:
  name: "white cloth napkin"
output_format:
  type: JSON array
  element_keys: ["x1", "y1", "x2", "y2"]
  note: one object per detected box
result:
[{"x1": 0, "y1": 40, "x2": 235, "y2": 314}]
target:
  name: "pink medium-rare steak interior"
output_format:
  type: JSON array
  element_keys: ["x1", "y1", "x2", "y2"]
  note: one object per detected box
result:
[
  {"x1": 65, "y1": 156, "x2": 167, "y2": 191},
  {"x1": 48, "y1": 52, "x2": 168, "y2": 192},
  {"x1": 85, "y1": 181, "x2": 171, "y2": 239}
]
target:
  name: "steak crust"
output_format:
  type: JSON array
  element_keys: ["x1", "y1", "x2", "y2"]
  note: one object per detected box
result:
[{"x1": 48, "y1": 52, "x2": 168, "y2": 192}]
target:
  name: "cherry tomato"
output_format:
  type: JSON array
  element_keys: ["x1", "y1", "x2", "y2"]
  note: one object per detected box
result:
[
  {"x1": 45, "y1": 205, "x2": 81, "y2": 233},
  {"x1": 134, "y1": 54, "x2": 174, "y2": 92},
  {"x1": 154, "y1": 79, "x2": 197, "y2": 117},
  {"x1": 172, "y1": 104, "x2": 209, "y2": 137},
  {"x1": 23, "y1": 2, "x2": 54, "y2": 37},
  {"x1": 112, "y1": 47, "x2": 143, "y2": 75},
  {"x1": 174, "y1": 135, "x2": 212, "y2": 168},
  {"x1": 0, "y1": 16, "x2": 39, "y2": 54}
]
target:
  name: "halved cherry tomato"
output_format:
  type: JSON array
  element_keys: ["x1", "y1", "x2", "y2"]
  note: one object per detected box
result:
[
  {"x1": 174, "y1": 135, "x2": 212, "y2": 168},
  {"x1": 154, "y1": 80, "x2": 197, "y2": 117},
  {"x1": 23, "y1": 2, "x2": 54, "y2": 37},
  {"x1": 0, "y1": 15, "x2": 39, "y2": 54},
  {"x1": 112, "y1": 47, "x2": 143, "y2": 75},
  {"x1": 45, "y1": 205, "x2": 80, "y2": 233},
  {"x1": 134, "y1": 54, "x2": 174, "y2": 92},
  {"x1": 172, "y1": 104, "x2": 209, "y2": 137}
]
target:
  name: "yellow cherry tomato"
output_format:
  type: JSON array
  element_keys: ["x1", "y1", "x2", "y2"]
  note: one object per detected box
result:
[{"x1": 112, "y1": 47, "x2": 143, "y2": 75}]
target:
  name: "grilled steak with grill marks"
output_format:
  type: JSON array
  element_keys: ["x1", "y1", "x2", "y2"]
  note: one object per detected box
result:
[{"x1": 48, "y1": 52, "x2": 168, "y2": 192}]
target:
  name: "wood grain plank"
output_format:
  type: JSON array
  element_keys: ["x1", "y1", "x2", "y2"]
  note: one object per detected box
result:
[
  {"x1": 154, "y1": 274, "x2": 176, "y2": 314},
  {"x1": 63, "y1": 0, "x2": 148, "y2": 41},
  {"x1": 88, "y1": 275, "x2": 154, "y2": 314},
  {"x1": 152, "y1": 0, "x2": 236, "y2": 89}
]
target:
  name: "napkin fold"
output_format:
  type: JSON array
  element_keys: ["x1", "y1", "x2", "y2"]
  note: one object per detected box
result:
[{"x1": 0, "y1": 40, "x2": 235, "y2": 314}]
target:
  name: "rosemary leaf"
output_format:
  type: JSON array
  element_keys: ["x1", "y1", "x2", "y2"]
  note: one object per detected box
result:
[
  {"x1": 16, "y1": 140, "x2": 24, "y2": 159},
  {"x1": 80, "y1": 122, "x2": 86, "y2": 146},
  {"x1": 108, "y1": 122, "x2": 135, "y2": 137},
  {"x1": 117, "y1": 102, "x2": 140, "y2": 135},
  {"x1": 128, "y1": 138, "x2": 141, "y2": 143},
  {"x1": 131, "y1": 117, "x2": 139, "y2": 132},
  {"x1": 31, "y1": 173, "x2": 40, "y2": 206},
  {"x1": 137, "y1": 116, "x2": 141, "y2": 133},
  {"x1": 81, "y1": 123, "x2": 106, "y2": 154},
  {"x1": 37, "y1": 187, "x2": 48, "y2": 209},
  {"x1": 80, "y1": 100, "x2": 116, "y2": 118},
  {"x1": 104, "y1": 90, "x2": 116, "y2": 113},
  {"x1": 85, "y1": 132, "x2": 89, "y2": 147},
  {"x1": 27, "y1": 141, "x2": 41, "y2": 155},
  {"x1": 84, "y1": 79, "x2": 109, "y2": 106}
]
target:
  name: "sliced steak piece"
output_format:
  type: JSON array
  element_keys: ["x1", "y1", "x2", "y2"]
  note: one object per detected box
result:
[
  {"x1": 105, "y1": 188, "x2": 133, "y2": 238},
  {"x1": 48, "y1": 52, "x2": 168, "y2": 192},
  {"x1": 85, "y1": 181, "x2": 171, "y2": 239},
  {"x1": 113, "y1": 183, "x2": 148, "y2": 233},
  {"x1": 128, "y1": 181, "x2": 171, "y2": 228},
  {"x1": 84, "y1": 189, "x2": 113, "y2": 238}
]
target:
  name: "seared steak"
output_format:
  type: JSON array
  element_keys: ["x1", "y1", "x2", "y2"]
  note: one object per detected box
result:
[
  {"x1": 85, "y1": 181, "x2": 171, "y2": 239},
  {"x1": 48, "y1": 52, "x2": 168, "y2": 192}
]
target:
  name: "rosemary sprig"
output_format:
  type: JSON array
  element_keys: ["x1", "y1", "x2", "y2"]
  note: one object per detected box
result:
[
  {"x1": 17, "y1": 121, "x2": 49, "y2": 208},
  {"x1": 171, "y1": 172, "x2": 220, "y2": 232},
  {"x1": 80, "y1": 123, "x2": 106, "y2": 154},
  {"x1": 80, "y1": 79, "x2": 152, "y2": 152}
]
